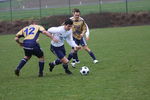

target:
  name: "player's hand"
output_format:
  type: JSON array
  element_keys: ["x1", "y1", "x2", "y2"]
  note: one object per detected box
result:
[
  {"x1": 19, "y1": 42, "x2": 23, "y2": 47},
  {"x1": 74, "y1": 46, "x2": 81, "y2": 51},
  {"x1": 52, "y1": 37, "x2": 59, "y2": 42},
  {"x1": 80, "y1": 33, "x2": 84, "y2": 38}
]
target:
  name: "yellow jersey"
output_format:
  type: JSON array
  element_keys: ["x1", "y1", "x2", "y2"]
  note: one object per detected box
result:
[
  {"x1": 16, "y1": 24, "x2": 45, "y2": 42},
  {"x1": 70, "y1": 17, "x2": 87, "y2": 40}
]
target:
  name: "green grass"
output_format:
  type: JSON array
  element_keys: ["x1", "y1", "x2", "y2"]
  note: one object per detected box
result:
[
  {"x1": 0, "y1": 0, "x2": 150, "y2": 21},
  {"x1": 0, "y1": 0, "x2": 19, "y2": 9},
  {"x1": 0, "y1": 25, "x2": 150, "y2": 100}
]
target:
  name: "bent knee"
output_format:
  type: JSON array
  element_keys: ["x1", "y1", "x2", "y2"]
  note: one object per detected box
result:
[
  {"x1": 24, "y1": 56, "x2": 31, "y2": 60},
  {"x1": 61, "y1": 57, "x2": 69, "y2": 64},
  {"x1": 83, "y1": 46, "x2": 90, "y2": 51}
]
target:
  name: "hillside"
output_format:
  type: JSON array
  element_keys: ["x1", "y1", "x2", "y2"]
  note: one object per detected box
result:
[{"x1": 0, "y1": 12, "x2": 150, "y2": 35}]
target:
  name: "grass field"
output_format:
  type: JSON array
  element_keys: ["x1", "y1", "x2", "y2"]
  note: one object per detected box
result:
[
  {"x1": 0, "y1": 0, "x2": 150, "y2": 21},
  {"x1": 0, "y1": 25, "x2": 150, "y2": 100}
]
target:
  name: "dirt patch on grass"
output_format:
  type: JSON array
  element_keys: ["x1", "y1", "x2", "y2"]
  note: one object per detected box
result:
[{"x1": 0, "y1": 12, "x2": 150, "y2": 35}]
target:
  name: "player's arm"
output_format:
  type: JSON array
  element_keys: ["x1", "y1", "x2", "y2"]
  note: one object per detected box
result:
[
  {"x1": 66, "y1": 32, "x2": 81, "y2": 50},
  {"x1": 85, "y1": 23, "x2": 90, "y2": 40},
  {"x1": 80, "y1": 21, "x2": 87, "y2": 38},
  {"x1": 42, "y1": 30, "x2": 58, "y2": 42},
  {"x1": 79, "y1": 17, "x2": 89, "y2": 40},
  {"x1": 47, "y1": 27, "x2": 58, "y2": 35},
  {"x1": 14, "y1": 29, "x2": 24, "y2": 47},
  {"x1": 39, "y1": 26, "x2": 58, "y2": 42},
  {"x1": 14, "y1": 37, "x2": 23, "y2": 47},
  {"x1": 47, "y1": 27, "x2": 61, "y2": 42}
]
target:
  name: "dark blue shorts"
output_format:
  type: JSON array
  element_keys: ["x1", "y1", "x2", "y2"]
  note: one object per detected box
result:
[
  {"x1": 73, "y1": 37, "x2": 87, "y2": 46},
  {"x1": 23, "y1": 43, "x2": 43, "y2": 58},
  {"x1": 50, "y1": 45, "x2": 66, "y2": 59}
]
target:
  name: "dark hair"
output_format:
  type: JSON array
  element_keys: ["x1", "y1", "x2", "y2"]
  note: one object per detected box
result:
[
  {"x1": 64, "y1": 19, "x2": 73, "y2": 25},
  {"x1": 72, "y1": 8, "x2": 80, "y2": 13}
]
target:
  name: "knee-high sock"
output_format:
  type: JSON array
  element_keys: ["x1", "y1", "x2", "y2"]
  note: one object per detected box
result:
[
  {"x1": 88, "y1": 51, "x2": 96, "y2": 60},
  {"x1": 16, "y1": 58, "x2": 28, "y2": 70},
  {"x1": 39, "y1": 61, "x2": 44, "y2": 74},
  {"x1": 55, "y1": 59, "x2": 62, "y2": 65},
  {"x1": 52, "y1": 59, "x2": 62, "y2": 66},
  {"x1": 68, "y1": 52, "x2": 73, "y2": 61},
  {"x1": 62, "y1": 63, "x2": 69, "y2": 71},
  {"x1": 73, "y1": 51, "x2": 79, "y2": 62}
]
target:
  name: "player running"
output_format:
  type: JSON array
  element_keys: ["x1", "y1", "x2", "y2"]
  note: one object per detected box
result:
[
  {"x1": 68, "y1": 8, "x2": 98, "y2": 67},
  {"x1": 48, "y1": 19, "x2": 80, "y2": 74},
  {"x1": 14, "y1": 21, "x2": 57, "y2": 77}
]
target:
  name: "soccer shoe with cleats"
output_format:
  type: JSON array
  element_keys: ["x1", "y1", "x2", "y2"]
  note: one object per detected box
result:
[
  {"x1": 71, "y1": 62, "x2": 76, "y2": 68},
  {"x1": 75, "y1": 60, "x2": 80, "y2": 64},
  {"x1": 14, "y1": 69, "x2": 20, "y2": 76},
  {"x1": 38, "y1": 73, "x2": 43, "y2": 77},
  {"x1": 49, "y1": 63, "x2": 55, "y2": 72},
  {"x1": 93, "y1": 60, "x2": 99, "y2": 64},
  {"x1": 71, "y1": 60, "x2": 80, "y2": 68},
  {"x1": 65, "y1": 70, "x2": 72, "y2": 75}
]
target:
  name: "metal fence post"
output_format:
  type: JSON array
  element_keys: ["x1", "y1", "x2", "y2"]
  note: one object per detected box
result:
[
  {"x1": 39, "y1": 0, "x2": 42, "y2": 20},
  {"x1": 98, "y1": 0, "x2": 102, "y2": 13},
  {"x1": 68, "y1": 0, "x2": 71, "y2": 15},
  {"x1": 9, "y1": 0, "x2": 13, "y2": 23},
  {"x1": 126, "y1": 0, "x2": 128, "y2": 14}
]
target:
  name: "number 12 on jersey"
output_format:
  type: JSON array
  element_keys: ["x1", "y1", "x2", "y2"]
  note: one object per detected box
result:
[{"x1": 24, "y1": 27, "x2": 35, "y2": 35}]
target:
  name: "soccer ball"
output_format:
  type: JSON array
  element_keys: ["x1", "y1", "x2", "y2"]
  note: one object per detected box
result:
[{"x1": 80, "y1": 66, "x2": 90, "y2": 75}]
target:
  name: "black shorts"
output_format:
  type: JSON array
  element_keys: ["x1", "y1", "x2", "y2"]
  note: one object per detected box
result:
[
  {"x1": 73, "y1": 37, "x2": 87, "y2": 46},
  {"x1": 23, "y1": 44, "x2": 44, "y2": 58},
  {"x1": 50, "y1": 45, "x2": 66, "y2": 59}
]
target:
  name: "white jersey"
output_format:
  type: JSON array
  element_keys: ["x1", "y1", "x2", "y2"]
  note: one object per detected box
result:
[{"x1": 48, "y1": 26, "x2": 77, "y2": 47}]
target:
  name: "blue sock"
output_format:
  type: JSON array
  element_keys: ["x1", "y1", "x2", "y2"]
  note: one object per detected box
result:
[
  {"x1": 88, "y1": 51, "x2": 96, "y2": 60},
  {"x1": 53, "y1": 59, "x2": 62, "y2": 65},
  {"x1": 76, "y1": 53, "x2": 79, "y2": 62},
  {"x1": 16, "y1": 58, "x2": 28, "y2": 70},
  {"x1": 63, "y1": 63, "x2": 69, "y2": 70},
  {"x1": 73, "y1": 52, "x2": 79, "y2": 62},
  {"x1": 39, "y1": 61, "x2": 44, "y2": 74},
  {"x1": 68, "y1": 52, "x2": 73, "y2": 61}
]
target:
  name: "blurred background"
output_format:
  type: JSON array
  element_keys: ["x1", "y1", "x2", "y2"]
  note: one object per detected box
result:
[{"x1": 0, "y1": 0, "x2": 150, "y2": 22}]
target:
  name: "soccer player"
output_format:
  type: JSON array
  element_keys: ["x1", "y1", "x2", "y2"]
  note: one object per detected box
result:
[
  {"x1": 48, "y1": 19, "x2": 80, "y2": 74},
  {"x1": 14, "y1": 21, "x2": 57, "y2": 77},
  {"x1": 68, "y1": 8, "x2": 98, "y2": 67}
]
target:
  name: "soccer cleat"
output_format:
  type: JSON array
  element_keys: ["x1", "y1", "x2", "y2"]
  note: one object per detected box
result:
[
  {"x1": 73, "y1": 59, "x2": 80, "y2": 64},
  {"x1": 49, "y1": 62, "x2": 55, "y2": 72},
  {"x1": 65, "y1": 70, "x2": 72, "y2": 75},
  {"x1": 14, "y1": 69, "x2": 20, "y2": 76},
  {"x1": 93, "y1": 60, "x2": 99, "y2": 64},
  {"x1": 75, "y1": 60, "x2": 80, "y2": 64},
  {"x1": 38, "y1": 73, "x2": 43, "y2": 77},
  {"x1": 71, "y1": 60, "x2": 80, "y2": 68},
  {"x1": 71, "y1": 62, "x2": 76, "y2": 68}
]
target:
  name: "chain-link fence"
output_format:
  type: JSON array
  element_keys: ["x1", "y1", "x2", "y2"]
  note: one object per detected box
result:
[{"x1": 0, "y1": 0, "x2": 149, "y2": 22}]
